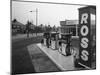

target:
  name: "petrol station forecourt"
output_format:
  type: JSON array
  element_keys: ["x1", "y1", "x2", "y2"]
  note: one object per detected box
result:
[{"x1": 12, "y1": 4, "x2": 96, "y2": 74}]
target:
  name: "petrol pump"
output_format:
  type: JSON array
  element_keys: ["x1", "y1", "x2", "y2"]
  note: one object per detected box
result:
[
  {"x1": 58, "y1": 33, "x2": 73, "y2": 56},
  {"x1": 50, "y1": 32, "x2": 59, "y2": 50},
  {"x1": 43, "y1": 32, "x2": 51, "y2": 48}
]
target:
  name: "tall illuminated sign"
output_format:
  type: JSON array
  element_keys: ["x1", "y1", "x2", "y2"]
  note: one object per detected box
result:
[{"x1": 79, "y1": 7, "x2": 91, "y2": 68}]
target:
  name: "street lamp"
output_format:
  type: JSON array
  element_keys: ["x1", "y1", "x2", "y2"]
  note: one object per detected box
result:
[{"x1": 30, "y1": 8, "x2": 38, "y2": 36}]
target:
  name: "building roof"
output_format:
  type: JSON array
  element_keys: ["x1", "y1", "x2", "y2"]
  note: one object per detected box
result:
[
  {"x1": 12, "y1": 20, "x2": 25, "y2": 26},
  {"x1": 60, "y1": 20, "x2": 78, "y2": 26},
  {"x1": 60, "y1": 20, "x2": 95, "y2": 26}
]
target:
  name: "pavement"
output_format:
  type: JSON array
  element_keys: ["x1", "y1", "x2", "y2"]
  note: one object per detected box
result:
[
  {"x1": 28, "y1": 43, "x2": 75, "y2": 71},
  {"x1": 27, "y1": 44, "x2": 60, "y2": 72}
]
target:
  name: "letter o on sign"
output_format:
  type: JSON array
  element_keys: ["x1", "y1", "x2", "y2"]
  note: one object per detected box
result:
[{"x1": 81, "y1": 25, "x2": 89, "y2": 36}]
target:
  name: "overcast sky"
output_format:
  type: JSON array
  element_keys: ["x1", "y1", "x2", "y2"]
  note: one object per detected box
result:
[{"x1": 12, "y1": 1, "x2": 86, "y2": 26}]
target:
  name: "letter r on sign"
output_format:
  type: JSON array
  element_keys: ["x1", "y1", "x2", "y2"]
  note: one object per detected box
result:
[{"x1": 81, "y1": 13, "x2": 88, "y2": 24}]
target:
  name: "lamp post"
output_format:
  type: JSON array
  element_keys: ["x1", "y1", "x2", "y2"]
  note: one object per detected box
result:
[{"x1": 30, "y1": 8, "x2": 38, "y2": 36}]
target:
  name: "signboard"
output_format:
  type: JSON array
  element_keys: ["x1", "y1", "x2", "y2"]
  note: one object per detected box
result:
[
  {"x1": 60, "y1": 20, "x2": 78, "y2": 25},
  {"x1": 66, "y1": 20, "x2": 78, "y2": 25},
  {"x1": 79, "y1": 7, "x2": 91, "y2": 68}
]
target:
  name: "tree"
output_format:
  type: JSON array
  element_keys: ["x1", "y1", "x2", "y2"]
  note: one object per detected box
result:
[
  {"x1": 26, "y1": 21, "x2": 31, "y2": 37},
  {"x1": 53, "y1": 25, "x2": 56, "y2": 31},
  {"x1": 47, "y1": 25, "x2": 52, "y2": 32},
  {"x1": 13, "y1": 18, "x2": 17, "y2": 23}
]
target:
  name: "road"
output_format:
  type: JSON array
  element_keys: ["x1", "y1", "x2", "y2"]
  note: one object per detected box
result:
[{"x1": 12, "y1": 35, "x2": 60, "y2": 74}]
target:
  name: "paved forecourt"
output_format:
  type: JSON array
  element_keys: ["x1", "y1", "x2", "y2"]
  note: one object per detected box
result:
[{"x1": 37, "y1": 43, "x2": 75, "y2": 71}]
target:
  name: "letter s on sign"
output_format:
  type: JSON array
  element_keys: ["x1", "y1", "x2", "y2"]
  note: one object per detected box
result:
[
  {"x1": 81, "y1": 50, "x2": 89, "y2": 61},
  {"x1": 81, "y1": 38, "x2": 89, "y2": 48}
]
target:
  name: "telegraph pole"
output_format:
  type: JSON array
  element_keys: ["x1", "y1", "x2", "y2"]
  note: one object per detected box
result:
[
  {"x1": 36, "y1": 8, "x2": 38, "y2": 36},
  {"x1": 30, "y1": 8, "x2": 38, "y2": 36}
]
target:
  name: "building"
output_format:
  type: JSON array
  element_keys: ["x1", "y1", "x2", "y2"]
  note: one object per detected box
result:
[
  {"x1": 60, "y1": 20, "x2": 79, "y2": 36},
  {"x1": 12, "y1": 19, "x2": 26, "y2": 34},
  {"x1": 60, "y1": 19, "x2": 95, "y2": 37}
]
